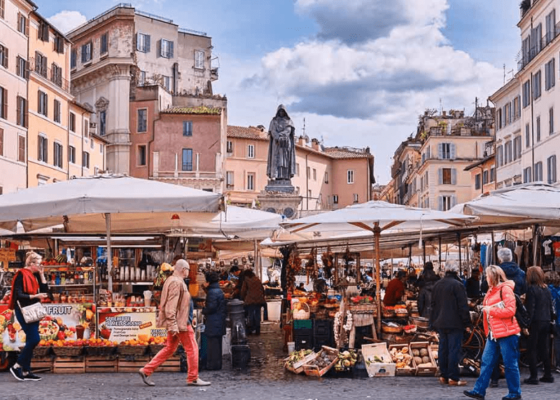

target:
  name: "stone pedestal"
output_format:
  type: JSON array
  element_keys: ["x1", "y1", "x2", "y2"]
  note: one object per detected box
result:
[
  {"x1": 257, "y1": 191, "x2": 302, "y2": 219},
  {"x1": 264, "y1": 179, "x2": 295, "y2": 194}
]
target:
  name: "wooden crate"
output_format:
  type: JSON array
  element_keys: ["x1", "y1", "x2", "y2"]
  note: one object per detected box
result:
[
  {"x1": 31, "y1": 356, "x2": 53, "y2": 373},
  {"x1": 117, "y1": 355, "x2": 151, "y2": 373},
  {"x1": 410, "y1": 342, "x2": 437, "y2": 376},
  {"x1": 158, "y1": 355, "x2": 181, "y2": 372},
  {"x1": 388, "y1": 344, "x2": 416, "y2": 376},
  {"x1": 53, "y1": 356, "x2": 85, "y2": 374},
  {"x1": 85, "y1": 355, "x2": 118, "y2": 373}
]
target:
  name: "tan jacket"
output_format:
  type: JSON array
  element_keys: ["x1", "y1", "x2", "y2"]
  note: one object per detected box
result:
[{"x1": 156, "y1": 276, "x2": 191, "y2": 332}]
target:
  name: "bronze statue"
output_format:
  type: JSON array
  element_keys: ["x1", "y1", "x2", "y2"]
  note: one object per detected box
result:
[{"x1": 267, "y1": 105, "x2": 296, "y2": 182}]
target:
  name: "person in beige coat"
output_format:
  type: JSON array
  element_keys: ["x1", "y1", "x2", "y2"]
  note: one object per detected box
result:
[{"x1": 139, "y1": 260, "x2": 210, "y2": 387}]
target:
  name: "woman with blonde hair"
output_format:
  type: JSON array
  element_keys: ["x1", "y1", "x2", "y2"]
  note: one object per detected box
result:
[
  {"x1": 8, "y1": 251, "x2": 49, "y2": 382},
  {"x1": 464, "y1": 265, "x2": 521, "y2": 400}
]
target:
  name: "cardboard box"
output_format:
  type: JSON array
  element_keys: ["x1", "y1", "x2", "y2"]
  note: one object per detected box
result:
[{"x1": 361, "y1": 343, "x2": 396, "y2": 377}]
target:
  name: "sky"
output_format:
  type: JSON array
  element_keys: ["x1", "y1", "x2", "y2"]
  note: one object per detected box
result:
[{"x1": 41, "y1": 0, "x2": 521, "y2": 184}]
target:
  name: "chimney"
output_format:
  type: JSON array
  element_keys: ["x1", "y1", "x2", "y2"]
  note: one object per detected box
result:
[
  {"x1": 442, "y1": 110, "x2": 447, "y2": 117},
  {"x1": 298, "y1": 136, "x2": 306, "y2": 146},
  {"x1": 311, "y1": 138, "x2": 320, "y2": 151}
]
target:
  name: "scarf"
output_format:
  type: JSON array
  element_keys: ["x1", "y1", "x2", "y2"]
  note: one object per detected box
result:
[{"x1": 8, "y1": 268, "x2": 39, "y2": 310}]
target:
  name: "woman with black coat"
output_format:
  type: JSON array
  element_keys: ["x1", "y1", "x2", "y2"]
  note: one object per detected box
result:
[
  {"x1": 524, "y1": 266, "x2": 555, "y2": 384},
  {"x1": 9, "y1": 252, "x2": 49, "y2": 382},
  {"x1": 202, "y1": 271, "x2": 227, "y2": 370}
]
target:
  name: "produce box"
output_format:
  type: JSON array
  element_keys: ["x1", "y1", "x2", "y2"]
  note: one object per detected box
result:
[
  {"x1": 53, "y1": 356, "x2": 85, "y2": 374},
  {"x1": 85, "y1": 355, "x2": 118, "y2": 373},
  {"x1": 302, "y1": 346, "x2": 339, "y2": 377},
  {"x1": 361, "y1": 342, "x2": 396, "y2": 377},
  {"x1": 117, "y1": 355, "x2": 151, "y2": 373},
  {"x1": 285, "y1": 349, "x2": 317, "y2": 374},
  {"x1": 294, "y1": 319, "x2": 313, "y2": 330},
  {"x1": 429, "y1": 343, "x2": 439, "y2": 367},
  {"x1": 30, "y1": 356, "x2": 53, "y2": 373},
  {"x1": 158, "y1": 355, "x2": 181, "y2": 372},
  {"x1": 410, "y1": 341, "x2": 437, "y2": 376},
  {"x1": 388, "y1": 344, "x2": 416, "y2": 376}
]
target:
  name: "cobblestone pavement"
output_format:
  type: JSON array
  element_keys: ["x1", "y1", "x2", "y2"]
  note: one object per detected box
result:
[{"x1": 1, "y1": 322, "x2": 559, "y2": 400}]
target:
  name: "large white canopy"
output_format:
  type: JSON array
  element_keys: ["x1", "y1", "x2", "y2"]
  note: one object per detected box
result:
[{"x1": 0, "y1": 175, "x2": 222, "y2": 233}]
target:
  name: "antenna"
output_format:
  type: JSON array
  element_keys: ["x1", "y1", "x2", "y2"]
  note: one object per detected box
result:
[
  {"x1": 303, "y1": 117, "x2": 306, "y2": 137},
  {"x1": 504, "y1": 63, "x2": 506, "y2": 84}
]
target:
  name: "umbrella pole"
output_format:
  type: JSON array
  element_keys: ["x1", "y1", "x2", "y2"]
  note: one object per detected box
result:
[
  {"x1": 105, "y1": 213, "x2": 113, "y2": 291},
  {"x1": 532, "y1": 224, "x2": 539, "y2": 266},
  {"x1": 374, "y1": 223, "x2": 381, "y2": 333},
  {"x1": 458, "y1": 233, "x2": 462, "y2": 276}
]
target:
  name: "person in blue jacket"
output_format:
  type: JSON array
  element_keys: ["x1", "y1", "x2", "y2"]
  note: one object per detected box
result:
[{"x1": 202, "y1": 271, "x2": 227, "y2": 370}]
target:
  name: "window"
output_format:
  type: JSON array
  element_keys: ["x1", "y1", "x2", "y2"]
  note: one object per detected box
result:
[
  {"x1": 308, "y1": 189, "x2": 312, "y2": 199},
  {"x1": 440, "y1": 168, "x2": 455, "y2": 185},
  {"x1": 137, "y1": 109, "x2": 147, "y2": 133},
  {"x1": 296, "y1": 163, "x2": 300, "y2": 176},
  {"x1": 182, "y1": 148, "x2": 193, "y2": 171},
  {"x1": 247, "y1": 173, "x2": 255, "y2": 191},
  {"x1": 333, "y1": 195, "x2": 339, "y2": 204},
  {"x1": 99, "y1": 111, "x2": 106, "y2": 136},
  {"x1": 505, "y1": 140, "x2": 513, "y2": 164},
  {"x1": 84, "y1": 120, "x2": 89, "y2": 138},
  {"x1": 483, "y1": 170, "x2": 489, "y2": 185},
  {"x1": 0, "y1": 44, "x2": 7, "y2": 69},
  {"x1": 38, "y1": 20, "x2": 49, "y2": 42},
  {"x1": 226, "y1": 140, "x2": 233, "y2": 153},
  {"x1": 439, "y1": 195, "x2": 455, "y2": 211},
  {"x1": 68, "y1": 146, "x2": 76, "y2": 164},
  {"x1": 69, "y1": 112, "x2": 76, "y2": 132},
  {"x1": 35, "y1": 52, "x2": 47, "y2": 77},
  {"x1": 90, "y1": 137, "x2": 94, "y2": 149},
  {"x1": 438, "y1": 142, "x2": 455, "y2": 159},
  {"x1": 16, "y1": 96, "x2": 27, "y2": 127},
  {"x1": 0, "y1": 86, "x2": 7, "y2": 120},
  {"x1": 525, "y1": 123, "x2": 530, "y2": 147},
  {"x1": 475, "y1": 174, "x2": 481, "y2": 190},
  {"x1": 324, "y1": 171, "x2": 329, "y2": 184},
  {"x1": 183, "y1": 121, "x2": 192, "y2": 137},
  {"x1": 226, "y1": 171, "x2": 234, "y2": 188},
  {"x1": 82, "y1": 151, "x2": 90, "y2": 168},
  {"x1": 38, "y1": 91, "x2": 48, "y2": 117},
  {"x1": 490, "y1": 167, "x2": 496, "y2": 182},
  {"x1": 17, "y1": 13, "x2": 27, "y2": 35},
  {"x1": 38, "y1": 135, "x2": 48, "y2": 162},
  {"x1": 523, "y1": 167, "x2": 532, "y2": 183},
  {"x1": 138, "y1": 145, "x2": 146, "y2": 166},
  {"x1": 247, "y1": 144, "x2": 255, "y2": 159},
  {"x1": 546, "y1": 10, "x2": 557, "y2": 44},
  {"x1": 347, "y1": 170, "x2": 354, "y2": 184},
  {"x1": 513, "y1": 96, "x2": 521, "y2": 120},
  {"x1": 306, "y1": 166, "x2": 310, "y2": 178},
  {"x1": 51, "y1": 63, "x2": 62, "y2": 87},
  {"x1": 353, "y1": 194, "x2": 359, "y2": 203},
  {"x1": 497, "y1": 108, "x2": 502, "y2": 129},
  {"x1": 0, "y1": 128, "x2": 3, "y2": 156},
  {"x1": 100, "y1": 33, "x2": 108, "y2": 55},
  {"x1": 99, "y1": 144, "x2": 103, "y2": 154},
  {"x1": 18, "y1": 136, "x2": 25, "y2": 162},
  {"x1": 548, "y1": 155, "x2": 557, "y2": 183},
  {"x1": 54, "y1": 35, "x2": 64, "y2": 54},
  {"x1": 81, "y1": 42, "x2": 92, "y2": 63},
  {"x1": 160, "y1": 39, "x2": 174, "y2": 58},
  {"x1": 16, "y1": 56, "x2": 27, "y2": 79},
  {"x1": 136, "y1": 33, "x2": 150, "y2": 53},
  {"x1": 163, "y1": 76, "x2": 171, "y2": 91},
  {"x1": 53, "y1": 100, "x2": 61, "y2": 123},
  {"x1": 523, "y1": 80, "x2": 531, "y2": 108},
  {"x1": 537, "y1": 116, "x2": 541, "y2": 142},
  {"x1": 550, "y1": 107, "x2": 554, "y2": 135},
  {"x1": 534, "y1": 161, "x2": 543, "y2": 181},
  {"x1": 70, "y1": 50, "x2": 76, "y2": 69},
  {"x1": 53, "y1": 142, "x2": 63, "y2": 168},
  {"x1": 0, "y1": 0, "x2": 4, "y2": 19},
  {"x1": 513, "y1": 136, "x2": 522, "y2": 160},
  {"x1": 313, "y1": 168, "x2": 317, "y2": 181},
  {"x1": 533, "y1": 70, "x2": 542, "y2": 100},
  {"x1": 138, "y1": 71, "x2": 146, "y2": 86},
  {"x1": 546, "y1": 58, "x2": 556, "y2": 90},
  {"x1": 195, "y1": 50, "x2": 204, "y2": 69}
]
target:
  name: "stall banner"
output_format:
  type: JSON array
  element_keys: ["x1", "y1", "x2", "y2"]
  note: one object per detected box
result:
[
  {"x1": 0, "y1": 303, "x2": 91, "y2": 351},
  {"x1": 0, "y1": 248, "x2": 16, "y2": 264},
  {"x1": 98, "y1": 308, "x2": 164, "y2": 343}
]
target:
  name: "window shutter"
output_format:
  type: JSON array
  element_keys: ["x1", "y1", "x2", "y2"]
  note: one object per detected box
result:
[
  {"x1": 451, "y1": 195, "x2": 457, "y2": 208},
  {"x1": 24, "y1": 99, "x2": 28, "y2": 127},
  {"x1": 37, "y1": 137, "x2": 41, "y2": 161},
  {"x1": 146, "y1": 35, "x2": 151, "y2": 53},
  {"x1": 82, "y1": 45, "x2": 86, "y2": 62},
  {"x1": 438, "y1": 196, "x2": 443, "y2": 211},
  {"x1": 44, "y1": 138, "x2": 48, "y2": 164},
  {"x1": 3, "y1": 47, "x2": 7, "y2": 68},
  {"x1": 45, "y1": 94, "x2": 48, "y2": 117},
  {"x1": 16, "y1": 97, "x2": 20, "y2": 125},
  {"x1": 169, "y1": 41, "x2": 174, "y2": 58},
  {"x1": 25, "y1": 16, "x2": 29, "y2": 36},
  {"x1": 450, "y1": 144, "x2": 456, "y2": 160},
  {"x1": 16, "y1": 56, "x2": 20, "y2": 76},
  {"x1": 438, "y1": 168, "x2": 443, "y2": 185},
  {"x1": 158, "y1": 39, "x2": 162, "y2": 57},
  {"x1": 438, "y1": 143, "x2": 443, "y2": 159},
  {"x1": 451, "y1": 168, "x2": 457, "y2": 185}
]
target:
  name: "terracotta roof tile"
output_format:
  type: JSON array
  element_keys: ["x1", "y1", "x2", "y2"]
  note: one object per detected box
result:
[
  {"x1": 323, "y1": 148, "x2": 372, "y2": 159},
  {"x1": 227, "y1": 125, "x2": 267, "y2": 139},
  {"x1": 161, "y1": 106, "x2": 222, "y2": 115}
]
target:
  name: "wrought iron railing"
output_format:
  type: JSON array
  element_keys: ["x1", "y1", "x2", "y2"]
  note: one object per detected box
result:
[
  {"x1": 517, "y1": 21, "x2": 560, "y2": 71},
  {"x1": 29, "y1": 57, "x2": 70, "y2": 92}
]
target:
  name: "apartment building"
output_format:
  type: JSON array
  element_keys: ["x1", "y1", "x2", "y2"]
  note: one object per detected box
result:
[
  {"x1": 0, "y1": 0, "x2": 34, "y2": 194},
  {"x1": 490, "y1": 0, "x2": 560, "y2": 187},
  {"x1": 389, "y1": 137, "x2": 422, "y2": 207},
  {"x1": 67, "y1": 4, "x2": 219, "y2": 176},
  {"x1": 464, "y1": 143, "x2": 496, "y2": 199},
  {"x1": 224, "y1": 126, "x2": 374, "y2": 210}
]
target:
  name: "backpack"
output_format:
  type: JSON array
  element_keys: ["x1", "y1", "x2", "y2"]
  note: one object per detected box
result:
[{"x1": 500, "y1": 288, "x2": 530, "y2": 329}]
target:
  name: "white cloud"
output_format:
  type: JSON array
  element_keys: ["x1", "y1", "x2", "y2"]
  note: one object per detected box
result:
[{"x1": 48, "y1": 11, "x2": 87, "y2": 34}]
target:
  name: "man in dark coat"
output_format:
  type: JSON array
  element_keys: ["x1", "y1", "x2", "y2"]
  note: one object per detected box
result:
[
  {"x1": 202, "y1": 271, "x2": 227, "y2": 370},
  {"x1": 497, "y1": 248, "x2": 526, "y2": 296},
  {"x1": 430, "y1": 260, "x2": 471, "y2": 387}
]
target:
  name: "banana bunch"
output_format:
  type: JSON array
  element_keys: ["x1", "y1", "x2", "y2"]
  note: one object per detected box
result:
[{"x1": 334, "y1": 349, "x2": 358, "y2": 371}]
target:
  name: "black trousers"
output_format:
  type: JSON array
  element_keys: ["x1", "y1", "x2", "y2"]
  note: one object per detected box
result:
[
  {"x1": 206, "y1": 336, "x2": 223, "y2": 370},
  {"x1": 527, "y1": 320, "x2": 552, "y2": 378}
]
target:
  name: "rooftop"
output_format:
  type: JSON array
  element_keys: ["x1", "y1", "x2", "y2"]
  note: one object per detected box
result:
[{"x1": 161, "y1": 106, "x2": 222, "y2": 115}]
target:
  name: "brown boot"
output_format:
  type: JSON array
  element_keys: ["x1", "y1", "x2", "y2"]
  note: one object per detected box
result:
[
  {"x1": 439, "y1": 377, "x2": 448, "y2": 384},
  {"x1": 448, "y1": 379, "x2": 467, "y2": 386}
]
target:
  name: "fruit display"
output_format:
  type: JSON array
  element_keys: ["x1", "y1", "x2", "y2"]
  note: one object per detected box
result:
[
  {"x1": 85, "y1": 338, "x2": 117, "y2": 347},
  {"x1": 305, "y1": 348, "x2": 338, "y2": 371},
  {"x1": 350, "y1": 295, "x2": 374, "y2": 305},
  {"x1": 292, "y1": 301, "x2": 310, "y2": 320},
  {"x1": 364, "y1": 353, "x2": 391, "y2": 366},
  {"x1": 411, "y1": 347, "x2": 435, "y2": 368},
  {"x1": 389, "y1": 346, "x2": 413, "y2": 370},
  {"x1": 285, "y1": 349, "x2": 314, "y2": 371},
  {"x1": 333, "y1": 350, "x2": 358, "y2": 371}
]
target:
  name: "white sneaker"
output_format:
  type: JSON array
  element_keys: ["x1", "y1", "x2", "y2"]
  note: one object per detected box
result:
[{"x1": 188, "y1": 378, "x2": 211, "y2": 386}]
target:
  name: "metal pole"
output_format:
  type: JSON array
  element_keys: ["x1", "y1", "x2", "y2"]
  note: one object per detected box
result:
[
  {"x1": 438, "y1": 236, "x2": 442, "y2": 272},
  {"x1": 105, "y1": 213, "x2": 113, "y2": 290},
  {"x1": 532, "y1": 224, "x2": 539, "y2": 266},
  {"x1": 458, "y1": 233, "x2": 462, "y2": 276},
  {"x1": 422, "y1": 240, "x2": 426, "y2": 265},
  {"x1": 254, "y1": 239, "x2": 260, "y2": 280},
  {"x1": 491, "y1": 231, "x2": 496, "y2": 265},
  {"x1": 374, "y1": 223, "x2": 382, "y2": 333}
]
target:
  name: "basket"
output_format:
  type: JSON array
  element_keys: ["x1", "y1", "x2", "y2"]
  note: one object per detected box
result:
[
  {"x1": 293, "y1": 302, "x2": 311, "y2": 320},
  {"x1": 382, "y1": 307, "x2": 396, "y2": 318},
  {"x1": 85, "y1": 346, "x2": 116, "y2": 356},
  {"x1": 118, "y1": 345, "x2": 148, "y2": 356},
  {"x1": 348, "y1": 303, "x2": 377, "y2": 314},
  {"x1": 410, "y1": 316, "x2": 430, "y2": 329},
  {"x1": 52, "y1": 346, "x2": 84, "y2": 357},
  {"x1": 149, "y1": 344, "x2": 166, "y2": 355},
  {"x1": 381, "y1": 323, "x2": 403, "y2": 334},
  {"x1": 309, "y1": 304, "x2": 320, "y2": 313},
  {"x1": 33, "y1": 346, "x2": 52, "y2": 357}
]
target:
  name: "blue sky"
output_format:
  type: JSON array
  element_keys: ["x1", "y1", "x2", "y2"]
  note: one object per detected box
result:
[{"x1": 43, "y1": 0, "x2": 522, "y2": 183}]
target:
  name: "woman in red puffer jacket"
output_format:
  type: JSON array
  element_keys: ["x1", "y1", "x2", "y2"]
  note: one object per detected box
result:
[{"x1": 464, "y1": 265, "x2": 521, "y2": 400}]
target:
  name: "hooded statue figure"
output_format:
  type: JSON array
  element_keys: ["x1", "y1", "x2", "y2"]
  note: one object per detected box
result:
[{"x1": 267, "y1": 105, "x2": 296, "y2": 181}]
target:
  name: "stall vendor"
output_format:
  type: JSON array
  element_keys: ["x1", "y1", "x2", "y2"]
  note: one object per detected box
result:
[
  {"x1": 383, "y1": 270, "x2": 407, "y2": 307},
  {"x1": 228, "y1": 266, "x2": 241, "y2": 282}
]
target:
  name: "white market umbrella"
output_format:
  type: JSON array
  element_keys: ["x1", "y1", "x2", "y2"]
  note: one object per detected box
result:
[{"x1": 282, "y1": 201, "x2": 476, "y2": 330}]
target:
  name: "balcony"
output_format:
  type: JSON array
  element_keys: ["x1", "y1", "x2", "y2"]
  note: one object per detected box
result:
[
  {"x1": 29, "y1": 57, "x2": 70, "y2": 93},
  {"x1": 211, "y1": 67, "x2": 219, "y2": 81},
  {"x1": 517, "y1": 21, "x2": 560, "y2": 71}
]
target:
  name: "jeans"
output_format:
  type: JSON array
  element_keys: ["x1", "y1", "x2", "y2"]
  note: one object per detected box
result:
[
  {"x1": 527, "y1": 320, "x2": 552, "y2": 378},
  {"x1": 14, "y1": 306, "x2": 41, "y2": 372},
  {"x1": 437, "y1": 328, "x2": 463, "y2": 381},
  {"x1": 555, "y1": 325, "x2": 560, "y2": 368},
  {"x1": 472, "y1": 335, "x2": 521, "y2": 398},
  {"x1": 142, "y1": 326, "x2": 199, "y2": 382},
  {"x1": 246, "y1": 305, "x2": 261, "y2": 333}
]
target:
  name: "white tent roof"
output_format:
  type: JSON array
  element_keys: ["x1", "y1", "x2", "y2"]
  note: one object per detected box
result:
[{"x1": 0, "y1": 175, "x2": 221, "y2": 233}]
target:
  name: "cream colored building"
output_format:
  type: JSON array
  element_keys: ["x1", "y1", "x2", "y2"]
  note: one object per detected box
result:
[
  {"x1": 0, "y1": 0, "x2": 33, "y2": 194},
  {"x1": 225, "y1": 126, "x2": 374, "y2": 211}
]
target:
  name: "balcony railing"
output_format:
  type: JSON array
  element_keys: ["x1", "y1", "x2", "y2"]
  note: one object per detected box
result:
[
  {"x1": 29, "y1": 57, "x2": 70, "y2": 92},
  {"x1": 517, "y1": 21, "x2": 560, "y2": 71}
]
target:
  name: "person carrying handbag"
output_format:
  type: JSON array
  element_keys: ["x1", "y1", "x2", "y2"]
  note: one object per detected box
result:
[{"x1": 8, "y1": 251, "x2": 49, "y2": 382}]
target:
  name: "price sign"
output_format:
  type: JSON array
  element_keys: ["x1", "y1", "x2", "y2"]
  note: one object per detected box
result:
[{"x1": 0, "y1": 249, "x2": 16, "y2": 264}]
